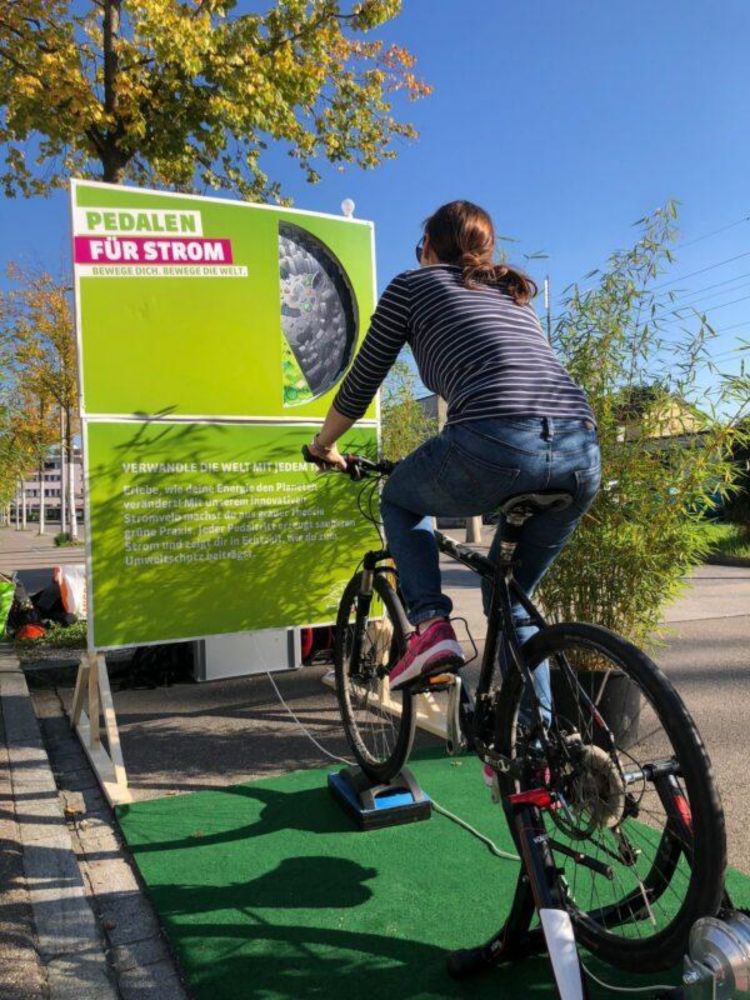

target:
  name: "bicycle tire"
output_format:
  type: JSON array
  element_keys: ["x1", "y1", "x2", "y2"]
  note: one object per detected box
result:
[
  {"x1": 334, "y1": 571, "x2": 416, "y2": 782},
  {"x1": 495, "y1": 621, "x2": 726, "y2": 973}
]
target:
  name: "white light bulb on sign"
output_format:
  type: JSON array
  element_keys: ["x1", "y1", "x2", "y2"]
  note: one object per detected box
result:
[{"x1": 341, "y1": 198, "x2": 355, "y2": 219}]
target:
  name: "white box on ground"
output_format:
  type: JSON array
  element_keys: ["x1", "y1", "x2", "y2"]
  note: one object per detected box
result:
[{"x1": 194, "y1": 629, "x2": 301, "y2": 681}]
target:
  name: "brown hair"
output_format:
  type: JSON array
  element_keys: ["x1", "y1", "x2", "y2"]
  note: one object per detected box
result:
[{"x1": 423, "y1": 200, "x2": 537, "y2": 305}]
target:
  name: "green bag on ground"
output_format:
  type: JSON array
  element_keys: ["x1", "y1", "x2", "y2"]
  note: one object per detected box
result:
[{"x1": 0, "y1": 577, "x2": 14, "y2": 638}]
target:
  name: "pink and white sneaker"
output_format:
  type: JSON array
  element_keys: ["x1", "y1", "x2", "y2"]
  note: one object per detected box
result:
[{"x1": 388, "y1": 619, "x2": 465, "y2": 692}]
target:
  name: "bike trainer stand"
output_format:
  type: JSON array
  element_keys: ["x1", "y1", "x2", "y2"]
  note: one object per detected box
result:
[{"x1": 328, "y1": 765, "x2": 432, "y2": 831}]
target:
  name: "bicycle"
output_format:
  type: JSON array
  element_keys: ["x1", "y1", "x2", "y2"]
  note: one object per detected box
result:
[{"x1": 302, "y1": 445, "x2": 727, "y2": 996}]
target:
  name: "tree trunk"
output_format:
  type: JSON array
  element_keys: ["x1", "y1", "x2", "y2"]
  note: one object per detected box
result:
[
  {"x1": 60, "y1": 408, "x2": 67, "y2": 533},
  {"x1": 15, "y1": 488, "x2": 20, "y2": 530},
  {"x1": 100, "y1": 0, "x2": 127, "y2": 185},
  {"x1": 101, "y1": 155, "x2": 126, "y2": 184},
  {"x1": 66, "y1": 408, "x2": 78, "y2": 539},
  {"x1": 21, "y1": 483, "x2": 27, "y2": 530},
  {"x1": 38, "y1": 399, "x2": 46, "y2": 535},
  {"x1": 38, "y1": 457, "x2": 46, "y2": 535},
  {"x1": 68, "y1": 455, "x2": 78, "y2": 538}
]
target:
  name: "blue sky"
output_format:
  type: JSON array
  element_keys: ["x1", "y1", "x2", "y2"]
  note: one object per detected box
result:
[{"x1": 2, "y1": 0, "x2": 749, "y2": 402}]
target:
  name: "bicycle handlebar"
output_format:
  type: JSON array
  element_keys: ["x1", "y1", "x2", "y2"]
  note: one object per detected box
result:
[{"x1": 301, "y1": 444, "x2": 396, "y2": 480}]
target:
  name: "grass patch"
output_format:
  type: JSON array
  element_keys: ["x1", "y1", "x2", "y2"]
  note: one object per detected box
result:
[
  {"x1": 54, "y1": 531, "x2": 84, "y2": 547},
  {"x1": 700, "y1": 522, "x2": 750, "y2": 559},
  {"x1": 13, "y1": 619, "x2": 87, "y2": 651}
]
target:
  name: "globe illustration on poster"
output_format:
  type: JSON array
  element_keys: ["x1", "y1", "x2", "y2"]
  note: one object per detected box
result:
[{"x1": 278, "y1": 222, "x2": 358, "y2": 407}]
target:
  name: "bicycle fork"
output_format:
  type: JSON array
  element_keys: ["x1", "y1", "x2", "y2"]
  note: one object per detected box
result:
[
  {"x1": 507, "y1": 790, "x2": 587, "y2": 999},
  {"x1": 448, "y1": 789, "x2": 588, "y2": 999},
  {"x1": 350, "y1": 551, "x2": 411, "y2": 682}
]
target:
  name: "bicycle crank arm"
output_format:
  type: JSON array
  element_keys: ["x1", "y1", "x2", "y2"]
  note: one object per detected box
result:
[
  {"x1": 474, "y1": 739, "x2": 520, "y2": 778},
  {"x1": 446, "y1": 674, "x2": 467, "y2": 755}
]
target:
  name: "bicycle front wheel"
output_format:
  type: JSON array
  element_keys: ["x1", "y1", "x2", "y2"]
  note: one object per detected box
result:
[
  {"x1": 496, "y1": 622, "x2": 726, "y2": 973},
  {"x1": 334, "y1": 571, "x2": 416, "y2": 783}
]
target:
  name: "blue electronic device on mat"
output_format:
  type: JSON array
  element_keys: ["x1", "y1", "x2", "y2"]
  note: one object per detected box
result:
[{"x1": 328, "y1": 765, "x2": 432, "y2": 830}]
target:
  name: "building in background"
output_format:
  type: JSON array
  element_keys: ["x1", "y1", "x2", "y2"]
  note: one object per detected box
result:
[
  {"x1": 614, "y1": 387, "x2": 708, "y2": 444},
  {"x1": 416, "y1": 393, "x2": 446, "y2": 427},
  {"x1": 14, "y1": 446, "x2": 84, "y2": 524}
]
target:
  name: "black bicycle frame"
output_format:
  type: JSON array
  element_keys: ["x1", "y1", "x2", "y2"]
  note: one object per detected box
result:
[{"x1": 431, "y1": 528, "x2": 550, "y2": 734}]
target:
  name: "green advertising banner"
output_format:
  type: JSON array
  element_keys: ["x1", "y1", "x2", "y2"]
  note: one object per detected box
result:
[
  {"x1": 86, "y1": 422, "x2": 378, "y2": 648},
  {"x1": 72, "y1": 181, "x2": 377, "y2": 420},
  {"x1": 72, "y1": 181, "x2": 380, "y2": 649}
]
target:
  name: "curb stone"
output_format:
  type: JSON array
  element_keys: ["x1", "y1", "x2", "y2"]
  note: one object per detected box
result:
[
  {"x1": 3, "y1": 646, "x2": 193, "y2": 998},
  {"x1": 0, "y1": 698, "x2": 46, "y2": 1000},
  {"x1": 29, "y1": 678, "x2": 190, "y2": 1000},
  {"x1": 0, "y1": 642, "x2": 119, "y2": 999}
]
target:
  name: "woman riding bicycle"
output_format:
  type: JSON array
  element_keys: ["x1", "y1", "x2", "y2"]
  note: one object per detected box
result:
[{"x1": 310, "y1": 200, "x2": 601, "y2": 706}]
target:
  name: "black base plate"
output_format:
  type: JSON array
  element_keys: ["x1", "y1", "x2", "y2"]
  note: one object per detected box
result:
[{"x1": 328, "y1": 765, "x2": 432, "y2": 831}]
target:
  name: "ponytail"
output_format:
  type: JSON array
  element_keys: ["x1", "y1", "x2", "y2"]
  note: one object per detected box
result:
[
  {"x1": 488, "y1": 263, "x2": 537, "y2": 306},
  {"x1": 425, "y1": 200, "x2": 538, "y2": 305}
]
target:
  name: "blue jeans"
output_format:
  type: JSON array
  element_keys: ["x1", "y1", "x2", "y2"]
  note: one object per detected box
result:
[{"x1": 380, "y1": 415, "x2": 601, "y2": 721}]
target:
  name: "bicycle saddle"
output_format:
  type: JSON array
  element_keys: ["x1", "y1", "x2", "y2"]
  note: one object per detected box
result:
[{"x1": 499, "y1": 490, "x2": 573, "y2": 517}]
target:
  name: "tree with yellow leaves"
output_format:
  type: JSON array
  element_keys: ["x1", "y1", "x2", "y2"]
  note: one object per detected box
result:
[
  {"x1": 0, "y1": 0, "x2": 430, "y2": 199},
  {"x1": 10, "y1": 387, "x2": 59, "y2": 533},
  {"x1": 0, "y1": 396, "x2": 31, "y2": 526},
  {"x1": 0, "y1": 264, "x2": 79, "y2": 534}
]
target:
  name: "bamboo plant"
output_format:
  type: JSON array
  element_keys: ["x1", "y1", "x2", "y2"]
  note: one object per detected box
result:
[{"x1": 539, "y1": 203, "x2": 750, "y2": 654}]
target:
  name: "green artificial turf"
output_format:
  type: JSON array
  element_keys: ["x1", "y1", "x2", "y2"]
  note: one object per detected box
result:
[{"x1": 117, "y1": 752, "x2": 750, "y2": 1000}]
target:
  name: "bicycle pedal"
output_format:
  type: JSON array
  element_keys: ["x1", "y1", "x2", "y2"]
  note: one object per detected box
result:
[
  {"x1": 428, "y1": 673, "x2": 456, "y2": 686},
  {"x1": 424, "y1": 677, "x2": 457, "y2": 693},
  {"x1": 408, "y1": 672, "x2": 458, "y2": 695}
]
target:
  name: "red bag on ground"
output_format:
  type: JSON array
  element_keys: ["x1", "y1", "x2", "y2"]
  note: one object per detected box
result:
[{"x1": 16, "y1": 623, "x2": 46, "y2": 641}]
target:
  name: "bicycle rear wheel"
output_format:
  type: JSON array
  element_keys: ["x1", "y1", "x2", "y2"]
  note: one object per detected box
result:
[
  {"x1": 495, "y1": 622, "x2": 726, "y2": 973},
  {"x1": 334, "y1": 571, "x2": 416, "y2": 782}
]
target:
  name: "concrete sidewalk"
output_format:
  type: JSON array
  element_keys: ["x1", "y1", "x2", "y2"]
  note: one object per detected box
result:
[
  {"x1": 1, "y1": 644, "x2": 188, "y2": 1000},
  {"x1": 0, "y1": 645, "x2": 119, "y2": 999}
]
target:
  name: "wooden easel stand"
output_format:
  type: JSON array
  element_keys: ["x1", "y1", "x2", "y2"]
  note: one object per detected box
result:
[{"x1": 70, "y1": 651, "x2": 131, "y2": 805}]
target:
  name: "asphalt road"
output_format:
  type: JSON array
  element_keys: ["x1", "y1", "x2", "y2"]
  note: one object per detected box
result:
[
  {"x1": 0, "y1": 526, "x2": 86, "y2": 591},
  {"x1": 657, "y1": 600, "x2": 750, "y2": 872}
]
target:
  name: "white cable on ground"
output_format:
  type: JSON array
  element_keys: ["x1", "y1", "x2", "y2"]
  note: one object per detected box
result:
[
  {"x1": 430, "y1": 799, "x2": 520, "y2": 862},
  {"x1": 265, "y1": 670, "x2": 351, "y2": 766},
  {"x1": 579, "y1": 958, "x2": 674, "y2": 995}
]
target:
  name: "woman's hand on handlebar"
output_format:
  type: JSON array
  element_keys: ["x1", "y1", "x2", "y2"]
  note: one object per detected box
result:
[
  {"x1": 302, "y1": 443, "x2": 394, "y2": 479},
  {"x1": 307, "y1": 435, "x2": 347, "y2": 471}
]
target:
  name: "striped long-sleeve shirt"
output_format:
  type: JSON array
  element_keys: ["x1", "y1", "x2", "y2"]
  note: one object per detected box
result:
[{"x1": 333, "y1": 264, "x2": 595, "y2": 426}]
